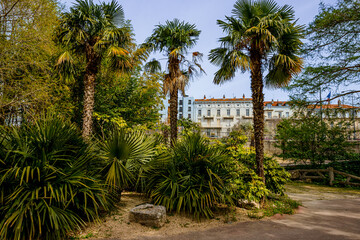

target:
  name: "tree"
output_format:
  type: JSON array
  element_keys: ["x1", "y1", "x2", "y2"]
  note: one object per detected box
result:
[
  {"x1": 289, "y1": 0, "x2": 359, "y2": 101},
  {"x1": 209, "y1": 0, "x2": 304, "y2": 183},
  {"x1": 56, "y1": 0, "x2": 141, "y2": 139},
  {"x1": 93, "y1": 67, "x2": 164, "y2": 134},
  {"x1": 0, "y1": 0, "x2": 59, "y2": 124},
  {"x1": 145, "y1": 19, "x2": 204, "y2": 146},
  {"x1": 276, "y1": 114, "x2": 353, "y2": 165}
]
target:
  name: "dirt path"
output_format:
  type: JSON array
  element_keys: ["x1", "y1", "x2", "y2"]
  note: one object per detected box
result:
[
  {"x1": 88, "y1": 183, "x2": 360, "y2": 240},
  {"x1": 139, "y1": 183, "x2": 360, "y2": 240}
]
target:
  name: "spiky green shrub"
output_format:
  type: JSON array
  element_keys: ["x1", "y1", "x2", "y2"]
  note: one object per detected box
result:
[
  {"x1": 98, "y1": 128, "x2": 157, "y2": 192},
  {"x1": 0, "y1": 117, "x2": 111, "y2": 240},
  {"x1": 143, "y1": 133, "x2": 232, "y2": 219}
]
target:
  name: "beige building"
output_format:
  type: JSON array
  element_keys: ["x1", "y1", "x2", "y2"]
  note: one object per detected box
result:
[{"x1": 194, "y1": 96, "x2": 293, "y2": 138}]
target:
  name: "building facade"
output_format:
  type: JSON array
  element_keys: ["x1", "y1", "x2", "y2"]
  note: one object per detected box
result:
[
  {"x1": 160, "y1": 94, "x2": 359, "y2": 139},
  {"x1": 160, "y1": 95, "x2": 195, "y2": 123}
]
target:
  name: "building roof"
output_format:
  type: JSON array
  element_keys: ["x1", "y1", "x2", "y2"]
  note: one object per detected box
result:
[
  {"x1": 194, "y1": 97, "x2": 357, "y2": 109},
  {"x1": 308, "y1": 104, "x2": 358, "y2": 109},
  {"x1": 195, "y1": 97, "x2": 252, "y2": 102},
  {"x1": 264, "y1": 101, "x2": 288, "y2": 106}
]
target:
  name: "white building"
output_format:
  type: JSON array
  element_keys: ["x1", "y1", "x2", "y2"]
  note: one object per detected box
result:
[
  {"x1": 194, "y1": 96, "x2": 293, "y2": 138},
  {"x1": 160, "y1": 95, "x2": 195, "y2": 123}
]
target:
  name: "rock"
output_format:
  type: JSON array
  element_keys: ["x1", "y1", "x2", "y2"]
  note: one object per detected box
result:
[
  {"x1": 238, "y1": 199, "x2": 260, "y2": 210},
  {"x1": 129, "y1": 204, "x2": 166, "y2": 228}
]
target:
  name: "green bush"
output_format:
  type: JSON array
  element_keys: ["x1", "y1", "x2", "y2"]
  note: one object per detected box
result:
[
  {"x1": 98, "y1": 128, "x2": 157, "y2": 193},
  {"x1": 0, "y1": 117, "x2": 111, "y2": 240},
  {"x1": 219, "y1": 131, "x2": 290, "y2": 196},
  {"x1": 143, "y1": 133, "x2": 231, "y2": 219},
  {"x1": 276, "y1": 115, "x2": 354, "y2": 164}
]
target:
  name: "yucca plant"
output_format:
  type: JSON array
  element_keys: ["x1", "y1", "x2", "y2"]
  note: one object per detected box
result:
[
  {"x1": 143, "y1": 133, "x2": 232, "y2": 219},
  {"x1": 0, "y1": 117, "x2": 111, "y2": 240},
  {"x1": 98, "y1": 128, "x2": 157, "y2": 193}
]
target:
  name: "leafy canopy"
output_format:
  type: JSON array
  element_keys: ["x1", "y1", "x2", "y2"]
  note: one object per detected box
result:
[
  {"x1": 289, "y1": 0, "x2": 360, "y2": 101},
  {"x1": 209, "y1": 0, "x2": 304, "y2": 88},
  {"x1": 55, "y1": 0, "x2": 139, "y2": 81},
  {"x1": 145, "y1": 19, "x2": 204, "y2": 94}
]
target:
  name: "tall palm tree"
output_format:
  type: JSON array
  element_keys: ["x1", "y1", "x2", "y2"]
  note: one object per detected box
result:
[
  {"x1": 209, "y1": 0, "x2": 304, "y2": 183},
  {"x1": 145, "y1": 19, "x2": 204, "y2": 146},
  {"x1": 56, "y1": 0, "x2": 143, "y2": 139}
]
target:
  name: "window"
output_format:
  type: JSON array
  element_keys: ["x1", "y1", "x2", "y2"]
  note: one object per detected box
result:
[
  {"x1": 179, "y1": 107, "x2": 183, "y2": 112},
  {"x1": 227, "y1": 109, "x2": 230, "y2": 116},
  {"x1": 179, "y1": 100, "x2": 183, "y2": 105},
  {"x1": 188, "y1": 114, "x2": 191, "y2": 119},
  {"x1": 179, "y1": 114, "x2": 183, "y2": 119},
  {"x1": 236, "y1": 109, "x2": 240, "y2": 116},
  {"x1": 279, "y1": 112, "x2": 282, "y2": 118},
  {"x1": 246, "y1": 109, "x2": 250, "y2": 116},
  {"x1": 188, "y1": 106, "x2": 191, "y2": 112},
  {"x1": 217, "y1": 109, "x2": 220, "y2": 116},
  {"x1": 206, "y1": 129, "x2": 211, "y2": 137},
  {"x1": 198, "y1": 109, "x2": 201, "y2": 116},
  {"x1": 207, "y1": 109, "x2": 211, "y2": 116},
  {"x1": 286, "y1": 112, "x2": 289, "y2": 118},
  {"x1": 268, "y1": 112, "x2": 272, "y2": 118},
  {"x1": 188, "y1": 99, "x2": 192, "y2": 104}
]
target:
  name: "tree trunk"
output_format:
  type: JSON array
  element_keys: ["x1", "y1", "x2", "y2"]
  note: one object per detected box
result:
[
  {"x1": 250, "y1": 48, "x2": 265, "y2": 184},
  {"x1": 168, "y1": 56, "x2": 181, "y2": 146},
  {"x1": 82, "y1": 45, "x2": 100, "y2": 139},
  {"x1": 169, "y1": 88, "x2": 178, "y2": 146}
]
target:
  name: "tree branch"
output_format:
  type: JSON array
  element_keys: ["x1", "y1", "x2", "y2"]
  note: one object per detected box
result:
[{"x1": 0, "y1": 0, "x2": 21, "y2": 19}]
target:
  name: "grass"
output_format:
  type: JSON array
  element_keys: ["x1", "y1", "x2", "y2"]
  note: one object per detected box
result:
[{"x1": 248, "y1": 194, "x2": 301, "y2": 219}]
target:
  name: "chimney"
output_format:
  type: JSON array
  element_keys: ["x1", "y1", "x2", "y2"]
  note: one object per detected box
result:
[
  {"x1": 338, "y1": 99, "x2": 341, "y2": 107},
  {"x1": 243, "y1": 94, "x2": 245, "y2": 99},
  {"x1": 223, "y1": 94, "x2": 225, "y2": 99},
  {"x1": 204, "y1": 95, "x2": 206, "y2": 99}
]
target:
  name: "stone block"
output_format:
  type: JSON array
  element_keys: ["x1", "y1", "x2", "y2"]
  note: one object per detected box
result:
[{"x1": 129, "y1": 204, "x2": 166, "y2": 228}]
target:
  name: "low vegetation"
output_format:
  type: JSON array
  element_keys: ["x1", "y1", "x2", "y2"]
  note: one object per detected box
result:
[{"x1": 0, "y1": 115, "x2": 292, "y2": 238}]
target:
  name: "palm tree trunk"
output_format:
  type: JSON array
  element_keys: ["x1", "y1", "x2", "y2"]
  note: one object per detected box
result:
[
  {"x1": 169, "y1": 88, "x2": 178, "y2": 146},
  {"x1": 250, "y1": 48, "x2": 265, "y2": 184},
  {"x1": 82, "y1": 45, "x2": 100, "y2": 139}
]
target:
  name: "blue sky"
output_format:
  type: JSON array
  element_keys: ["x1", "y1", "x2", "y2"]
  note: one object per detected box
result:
[{"x1": 61, "y1": 0, "x2": 337, "y2": 101}]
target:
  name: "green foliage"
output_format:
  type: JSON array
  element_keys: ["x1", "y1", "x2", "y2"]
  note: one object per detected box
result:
[
  {"x1": 98, "y1": 128, "x2": 157, "y2": 192},
  {"x1": 0, "y1": 116, "x2": 111, "y2": 240},
  {"x1": 276, "y1": 115, "x2": 353, "y2": 164},
  {"x1": 219, "y1": 132, "x2": 290, "y2": 196},
  {"x1": 209, "y1": 0, "x2": 304, "y2": 87},
  {"x1": 289, "y1": 0, "x2": 359, "y2": 100},
  {"x1": 94, "y1": 69, "x2": 164, "y2": 134},
  {"x1": 178, "y1": 118, "x2": 200, "y2": 136},
  {"x1": 248, "y1": 195, "x2": 300, "y2": 218},
  {"x1": 143, "y1": 133, "x2": 231, "y2": 219},
  {"x1": 0, "y1": 0, "x2": 60, "y2": 124}
]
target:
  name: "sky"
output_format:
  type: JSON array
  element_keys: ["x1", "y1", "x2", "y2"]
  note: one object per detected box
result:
[{"x1": 61, "y1": 0, "x2": 337, "y2": 101}]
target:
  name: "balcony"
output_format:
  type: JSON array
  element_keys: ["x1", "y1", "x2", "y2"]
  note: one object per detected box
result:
[{"x1": 223, "y1": 116, "x2": 234, "y2": 119}]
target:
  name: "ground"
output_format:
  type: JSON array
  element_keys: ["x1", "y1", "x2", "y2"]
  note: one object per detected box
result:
[{"x1": 80, "y1": 183, "x2": 360, "y2": 240}]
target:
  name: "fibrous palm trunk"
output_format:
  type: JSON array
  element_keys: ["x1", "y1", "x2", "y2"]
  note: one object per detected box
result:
[
  {"x1": 168, "y1": 57, "x2": 181, "y2": 147},
  {"x1": 169, "y1": 88, "x2": 178, "y2": 146},
  {"x1": 82, "y1": 45, "x2": 100, "y2": 139},
  {"x1": 250, "y1": 47, "x2": 265, "y2": 184}
]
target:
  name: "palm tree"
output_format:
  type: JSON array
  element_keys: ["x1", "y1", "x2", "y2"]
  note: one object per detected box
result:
[
  {"x1": 209, "y1": 0, "x2": 304, "y2": 183},
  {"x1": 56, "y1": 0, "x2": 142, "y2": 139},
  {"x1": 145, "y1": 19, "x2": 204, "y2": 146}
]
